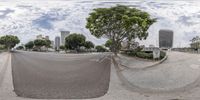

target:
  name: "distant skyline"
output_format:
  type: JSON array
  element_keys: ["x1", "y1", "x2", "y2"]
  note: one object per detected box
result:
[{"x1": 0, "y1": 0, "x2": 199, "y2": 47}]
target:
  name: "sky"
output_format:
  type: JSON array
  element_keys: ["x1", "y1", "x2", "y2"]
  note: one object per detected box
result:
[{"x1": 0, "y1": 0, "x2": 199, "y2": 47}]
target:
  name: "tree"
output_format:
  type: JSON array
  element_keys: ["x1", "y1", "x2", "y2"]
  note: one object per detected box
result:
[
  {"x1": 25, "y1": 41, "x2": 34, "y2": 50},
  {"x1": 0, "y1": 35, "x2": 20, "y2": 51},
  {"x1": 65, "y1": 33, "x2": 86, "y2": 52},
  {"x1": 16, "y1": 46, "x2": 24, "y2": 50},
  {"x1": 86, "y1": 5, "x2": 156, "y2": 55},
  {"x1": 84, "y1": 41, "x2": 94, "y2": 49},
  {"x1": 59, "y1": 45, "x2": 65, "y2": 50},
  {"x1": 45, "y1": 39, "x2": 51, "y2": 48},
  {"x1": 95, "y1": 45, "x2": 107, "y2": 52},
  {"x1": 105, "y1": 39, "x2": 113, "y2": 51},
  {"x1": 33, "y1": 39, "x2": 46, "y2": 51}
]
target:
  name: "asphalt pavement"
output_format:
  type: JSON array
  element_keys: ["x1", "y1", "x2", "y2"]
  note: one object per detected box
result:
[{"x1": 11, "y1": 51, "x2": 111, "y2": 99}]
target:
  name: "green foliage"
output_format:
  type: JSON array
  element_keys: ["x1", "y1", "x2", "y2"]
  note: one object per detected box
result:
[
  {"x1": 160, "y1": 51, "x2": 166, "y2": 59},
  {"x1": 84, "y1": 41, "x2": 94, "y2": 49},
  {"x1": 0, "y1": 45, "x2": 5, "y2": 50},
  {"x1": 125, "y1": 50, "x2": 166, "y2": 60},
  {"x1": 59, "y1": 45, "x2": 65, "y2": 50},
  {"x1": 45, "y1": 39, "x2": 51, "y2": 48},
  {"x1": 105, "y1": 39, "x2": 113, "y2": 50},
  {"x1": 16, "y1": 46, "x2": 24, "y2": 50},
  {"x1": 95, "y1": 45, "x2": 107, "y2": 52},
  {"x1": 86, "y1": 5, "x2": 156, "y2": 55},
  {"x1": 65, "y1": 33, "x2": 86, "y2": 51},
  {"x1": 25, "y1": 41, "x2": 34, "y2": 50},
  {"x1": 136, "y1": 52, "x2": 153, "y2": 59},
  {"x1": 34, "y1": 39, "x2": 46, "y2": 47},
  {"x1": 0, "y1": 35, "x2": 20, "y2": 50}
]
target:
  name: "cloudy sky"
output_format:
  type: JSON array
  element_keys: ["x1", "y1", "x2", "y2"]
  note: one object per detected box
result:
[{"x1": 0, "y1": 0, "x2": 199, "y2": 47}]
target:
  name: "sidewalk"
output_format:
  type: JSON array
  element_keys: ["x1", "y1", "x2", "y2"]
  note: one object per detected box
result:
[
  {"x1": 116, "y1": 54, "x2": 162, "y2": 70},
  {"x1": 0, "y1": 52, "x2": 17, "y2": 100},
  {"x1": 114, "y1": 51, "x2": 200, "y2": 98}
]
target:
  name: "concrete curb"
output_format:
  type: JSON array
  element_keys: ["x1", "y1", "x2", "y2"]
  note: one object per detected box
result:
[{"x1": 119, "y1": 55, "x2": 168, "y2": 71}]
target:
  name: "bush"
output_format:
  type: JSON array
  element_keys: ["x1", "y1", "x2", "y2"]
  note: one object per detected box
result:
[
  {"x1": 125, "y1": 49, "x2": 166, "y2": 60},
  {"x1": 136, "y1": 52, "x2": 153, "y2": 59},
  {"x1": 160, "y1": 51, "x2": 166, "y2": 59}
]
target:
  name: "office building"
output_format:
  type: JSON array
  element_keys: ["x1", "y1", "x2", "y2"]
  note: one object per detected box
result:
[
  {"x1": 36, "y1": 34, "x2": 49, "y2": 40},
  {"x1": 55, "y1": 36, "x2": 60, "y2": 51},
  {"x1": 159, "y1": 29, "x2": 173, "y2": 48},
  {"x1": 61, "y1": 31, "x2": 70, "y2": 45}
]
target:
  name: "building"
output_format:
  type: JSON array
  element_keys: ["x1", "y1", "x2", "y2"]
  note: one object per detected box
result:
[
  {"x1": 149, "y1": 45, "x2": 155, "y2": 47},
  {"x1": 121, "y1": 39, "x2": 139, "y2": 50},
  {"x1": 51, "y1": 40, "x2": 54, "y2": 48},
  {"x1": 36, "y1": 34, "x2": 49, "y2": 40},
  {"x1": 190, "y1": 36, "x2": 200, "y2": 49},
  {"x1": 61, "y1": 31, "x2": 70, "y2": 45},
  {"x1": 55, "y1": 36, "x2": 60, "y2": 51},
  {"x1": 159, "y1": 29, "x2": 173, "y2": 49},
  {"x1": 36, "y1": 34, "x2": 43, "y2": 39},
  {"x1": 45, "y1": 36, "x2": 49, "y2": 40}
]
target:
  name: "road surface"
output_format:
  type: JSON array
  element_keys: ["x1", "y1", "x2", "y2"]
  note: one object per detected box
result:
[{"x1": 11, "y1": 51, "x2": 111, "y2": 99}]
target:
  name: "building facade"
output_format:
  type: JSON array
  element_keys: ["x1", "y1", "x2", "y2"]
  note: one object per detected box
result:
[
  {"x1": 55, "y1": 36, "x2": 60, "y2": 51},
  {"x1": 61, "y1": 31, "x2": 70, "y2": 45},
  {"x1": 36, "y1": 34, "x2": 49, "y2": 40},
  {"x1": 159, "y1": 29, "x2": 173, "y2": 49}
]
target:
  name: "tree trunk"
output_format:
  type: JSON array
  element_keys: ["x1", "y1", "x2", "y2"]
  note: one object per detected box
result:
[{"x1": 7, "y1": 46, "x2": 11, "y2": 52}]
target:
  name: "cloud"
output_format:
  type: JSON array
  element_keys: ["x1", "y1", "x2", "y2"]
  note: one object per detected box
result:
[{"x1": 0, "y1": 8, "x2": 15, "y2": 18}]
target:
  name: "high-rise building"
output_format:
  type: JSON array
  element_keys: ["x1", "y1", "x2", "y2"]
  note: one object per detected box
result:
[
  {"x1": 159, "y1": 29, "x2": 173, "y2": 48},
  {"x1": 61, "y1": 31, "x2": 70, "y2": 45},
  {"x1": 55, "y1": 36, "x2": 60, "y2": 51}
]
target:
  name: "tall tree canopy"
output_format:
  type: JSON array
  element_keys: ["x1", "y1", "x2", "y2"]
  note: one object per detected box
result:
[
  {"x1": 86, "y1": 5, "x2": 156, "y2": 55},
  {"x1": 34, "y1": 39, "x2": 46, "y2": 49},
  {"x1": 84, "y1": 41, "x2": 95, "y2": 49},
  {"x1": 105, "y1": 39, "x2": 113, "y2": 51},
  {"x1": 25, "y1": 41, "x2": 34, "y2": 50},
  {"x1": 0, "y1": 35, "x2": 20, "y2": 51},
  {"x1": 65, "y1": 33, "x2": 86, "y2": 51}
]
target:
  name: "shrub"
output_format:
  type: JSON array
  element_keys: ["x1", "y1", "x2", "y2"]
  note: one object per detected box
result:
[
  {"x1": 136, "y1": 52, "x2": 153, "y2": 59},
  {"x1": 160, "y1": 51, "x2": 166, "y2": 59}
]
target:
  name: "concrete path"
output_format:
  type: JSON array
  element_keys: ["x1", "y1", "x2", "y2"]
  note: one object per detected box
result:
[
  {"x1": 120, "y1": 51, "x2": 200, "y2": 94},
  {"x1": 117, "y1": 54, "x2": 158, "y2": 70},
  {"x1": 0, "y1": 52, "x2": 17, "y2": 100}
]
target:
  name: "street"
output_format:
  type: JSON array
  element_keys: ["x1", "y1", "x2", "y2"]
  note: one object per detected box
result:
[
  {"x1": 0, "y1": 51, "x2": 200, "y2": 100},
  {"x1": 11, "y1": 51, "x2": 111, "y2": 99}
]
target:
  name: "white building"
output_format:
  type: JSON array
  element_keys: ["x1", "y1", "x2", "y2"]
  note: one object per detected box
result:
[{"x1": 61, "y1": 31, "x2": 70, "y2": 45}]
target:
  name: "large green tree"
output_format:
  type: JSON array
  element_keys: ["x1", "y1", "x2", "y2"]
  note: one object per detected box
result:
[
  {"x1": 105, "y1": 39, "x2": 113, "y2": 51},
  {"x1": 0, "y1": 35, "x2": 20, "y2": 51},
  {"x1": 95, "y1": 45, "x2": 107, "y2": 52},
  {"x1": 25, "y1": 41, "x2": 34, "y2": 50},
  {"x1": 86, "y1": 5, "x2": 156, "y2": 55},
  {"x1": 45, "y1": 39, "x2": 51, "y2": 48},
  {"x1": 84, "y1": 41, "x2": 94, "y2": 49},
  {"x1": 65, "y1": 33, "x2": 86, "y2": 52},
  {"x1": 33, "y1": 39, "x2": 46, "y2": 51}
]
